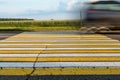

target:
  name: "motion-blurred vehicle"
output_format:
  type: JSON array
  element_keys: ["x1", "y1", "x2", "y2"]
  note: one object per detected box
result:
[{"x1": 83, "y1": 0, "x2": 120, "y2": 33}]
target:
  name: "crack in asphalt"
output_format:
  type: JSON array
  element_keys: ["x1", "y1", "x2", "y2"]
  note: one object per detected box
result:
[
  {"x1": 25, "y1": 46, "x2": 47, "y2": 80},
  {"x1": 21, "y1": 68, "x2": 28, "y2": 75}
]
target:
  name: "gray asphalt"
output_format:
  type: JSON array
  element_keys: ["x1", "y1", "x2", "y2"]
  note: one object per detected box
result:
[
  {"x1": 0, "y1": 31, "x2": 119, "y2": 41},
  {"x1": 0, "y1": 31, "x2": 21, "y2": 40},
  {"x1": 105, "y1": 34, "x2": 120, "y2": 41},
  {"x1": 0, "y1": 75, "x2": 119, "y2": 80}
]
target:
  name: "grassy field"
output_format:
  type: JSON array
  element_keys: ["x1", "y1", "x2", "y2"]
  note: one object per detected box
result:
[{"x1": 0, "y1": 20, "x2": 81, "y2": 31}]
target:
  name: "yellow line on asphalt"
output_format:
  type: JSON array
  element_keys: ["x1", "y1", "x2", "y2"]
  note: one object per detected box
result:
[
  {"x1": 33, "y1": 68, "x2": 120, "y2": 75},
  {"x1": 15, "y1": 36, "x2": 111, "y2": 38},
  {"x1": 0, "y1": 45, "x2": 120, "y2": 48},
  {"x1": 0, "y1": 50, "x2": 41, "y2": 54},
  {"x1": 0, "y1": 42, "x2": 119, "y2": 44},
  {"x1": 1, "y1": 57, "x2": 120, "y2": 62},
  {"x1": 47, "y1": 45, "x2": 120, "y2": 48},
  {"x1": 0, "y1": 68, "x2": 32, "y2": 75},
  {"x1": 0, "y1": 50, "x2": 120, "y2": 54},
  {"x1": 0, "y1": 46, "x2": 47, "y2": 48},
  {"x1": 4, "y1": 36, "x2": 111, "y2": 38},
  {"x1": 5, "y1": 34, "x2": 111, "y2": 41},
  {"x1": 0, "y1": 68, "x2": 120, "y2": 75},
  {"x1": 12, "y1": 34, "x2": 108, "y2": 36},
  {"x1": 7, "y1": 37, "x2": 111, "y2": 40},
  {"x1": 7, "y1": 37, "x2": 110, "y2": 39},
  {"x1": 4, "y1": 38, "x2": 112, "y2": 41},
  {"x1": 43, "y1": 50, "x2": 120, "y2": 53}
]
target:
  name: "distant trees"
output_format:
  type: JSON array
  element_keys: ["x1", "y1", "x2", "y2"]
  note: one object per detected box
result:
[
  {"x1": 0, "y1": 20, "x2": 80, "y2": 27},
  {"x1": 0, "y1": 18, "x2": 34, "y2": 21}
]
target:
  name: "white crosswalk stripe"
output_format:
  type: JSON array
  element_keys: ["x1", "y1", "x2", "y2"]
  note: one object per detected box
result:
[
  {"x1": 0, "y1": 62, "x2": 120, "y2": 68},
  {"x1": 0, "y1": 53, "x2": 120, "y2": 57}
]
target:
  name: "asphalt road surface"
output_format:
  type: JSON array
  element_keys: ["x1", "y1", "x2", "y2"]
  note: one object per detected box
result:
[
  {"x1": 0, "y1": 31, "x2": 21, "y2": 40},
  {"x1": 0, "y1": 31, "x2": 120, "y2": 40},
  {"x1": 105, "y1": 34, "x2": 120, "y2": 41},
  {"x1": 0, "y1": 75, "x2": 120, "y2": 80},
  {"x1": 0, "y1": 31, "x2": 119, "y2": 80}
]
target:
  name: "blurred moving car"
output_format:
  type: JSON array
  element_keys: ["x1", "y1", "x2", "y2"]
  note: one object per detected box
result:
[{"x1": 83, "y1": 0, "x2": 120, "y2": 32}]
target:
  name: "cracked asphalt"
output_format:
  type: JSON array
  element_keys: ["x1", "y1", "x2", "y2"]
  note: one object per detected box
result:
[
  {"x1": 25, "y1": 46, "x2": 48, "y2": 80},
  {"x1": 0, "y1": 31, "x2": 120, "y2": 80}
]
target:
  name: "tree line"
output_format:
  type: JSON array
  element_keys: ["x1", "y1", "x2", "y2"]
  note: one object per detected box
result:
[{"x1": 0, "y1": 18, "x2": 34, "y2": 21}]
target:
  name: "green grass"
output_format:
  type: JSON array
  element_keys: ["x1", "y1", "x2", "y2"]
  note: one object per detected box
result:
[
  {"x1": 0, "y1": 20, "x2": 81, "y2": 31},
  {"x1": 0, "y1": 26, "x2": 80, "y2": 31}
]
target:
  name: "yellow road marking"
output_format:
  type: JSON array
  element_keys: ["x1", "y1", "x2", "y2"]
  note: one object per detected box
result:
[
  {"x1": 8, "y1": 34, "x2": 105, "y2": 37},
  {"x1": 43, "y1": 50, "x2": 120, "y2": 53},
  {"x1": 7, "y1": 37, "x2": 110, "y2": 40},
  {"x1": 1, "y1": 57, "x2": 120, "y2": 62},
  {"x1": 0, "y1": 42, "x2": 119, "y2": 44},
  {"x1": 4, "y1": 36, "x2": 111, "y2": 38},
  {"x1": 0, "y1": 45, "x2": 120, "y2": 48},
  {"x1": 0, "y1": 46, "x2": 47, "y2": 48},
  {"x1": 0, "y1": 68, "x2": 120, "y2": 75},
  {"x1": 34, "y1": 68, "x2": 120, "y2": 75},
  {"x1": 0, "y1": 50, "x2": 120, "y2": 54},
  {"x1": 5, "y1": 34, "x2": 111, "y2": 41},
  {"x1": 47, "y1": 45, "x2": 120, "y2": 48},
  {"x1": 0, "y1": 50, "x2": 41, "y2": 54},
  {"x1": 7, "y1": 38, "x2": 111, "y2": 40}
]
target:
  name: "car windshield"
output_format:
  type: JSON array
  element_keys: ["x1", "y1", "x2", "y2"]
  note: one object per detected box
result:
[{"x1": 90, "y1": 4, "x2": 120, "y2": 10}]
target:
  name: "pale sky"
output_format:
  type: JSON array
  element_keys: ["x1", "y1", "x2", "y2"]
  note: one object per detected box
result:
[{"x1": 0, "y1": 0, "x2": 118, "y2": 20}]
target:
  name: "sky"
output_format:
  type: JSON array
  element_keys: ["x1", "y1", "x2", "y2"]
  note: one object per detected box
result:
[{"x1": 0, "y1": 0, "x2": 118, "y2": 20}]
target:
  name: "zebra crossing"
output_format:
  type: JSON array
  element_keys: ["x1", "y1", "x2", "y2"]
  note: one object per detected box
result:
[{"x1": 0, "y1": 32, "x2": 120, "y2": 75}]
